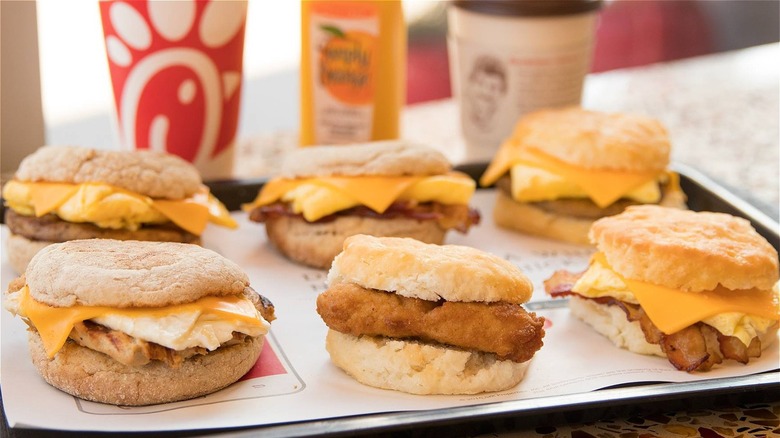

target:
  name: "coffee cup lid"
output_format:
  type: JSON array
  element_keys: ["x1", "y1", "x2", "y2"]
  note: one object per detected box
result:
[{"x1": 452, "y1": 0, "x2": 603, "y2": 17}]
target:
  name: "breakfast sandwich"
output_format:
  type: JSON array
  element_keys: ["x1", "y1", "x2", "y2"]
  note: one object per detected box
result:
[
  {"x1": 243, "y1": 140, "x2": 480, "y2": 269},
  {"x1": 544, "y1": 205, "x2": 779, "y2": 372},
  {"x1": 2, "y1": 145, "x2": 237, "y2": 273},
  {"x1": 317, "y1": 234, "x2": 545, "y2": 395},
  {"x1": 479, "y1": 107, "x2": 686, "y2": 244},
  {"x1": 4, "y1": 239, "x2": 275, "y2": 406}
]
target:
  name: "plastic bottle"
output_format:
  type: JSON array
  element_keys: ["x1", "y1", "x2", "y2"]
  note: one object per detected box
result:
[{"x1": 300, "y1": 0, "x2": 405, "y2": 146}]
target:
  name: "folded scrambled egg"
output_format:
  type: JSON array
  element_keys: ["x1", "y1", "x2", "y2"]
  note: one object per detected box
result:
[
  {"x1": 3, "y1": 180, "x2": 236, "y2": 233},
  {"x1": 572, "y1": 261, "x2": 778, "y2": 347},
  {"x1": 247, "y1": 173, "x2": 476, "y2": 222},
  {"x1": 510, "y1": 164, "x2": 662, "y2": 204}
]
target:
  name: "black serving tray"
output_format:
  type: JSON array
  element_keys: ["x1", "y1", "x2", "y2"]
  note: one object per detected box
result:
[{"x1": 1, "y1": 162, "x2": 778, "y2": 437}]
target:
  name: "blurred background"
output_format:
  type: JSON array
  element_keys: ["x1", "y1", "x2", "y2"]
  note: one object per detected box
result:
[{"x1": 2, "y1": 0, "x2": 779, "y2": 173}]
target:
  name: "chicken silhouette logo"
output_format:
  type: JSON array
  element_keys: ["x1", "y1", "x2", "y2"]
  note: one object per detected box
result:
[{"x1": 100, "y1": 0, "x2": 246, "y2": 177}]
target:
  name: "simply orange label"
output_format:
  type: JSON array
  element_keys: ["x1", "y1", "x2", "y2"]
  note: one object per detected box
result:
[{"x1": 318, "y1": 26, "x2": 376, "y2": 105}]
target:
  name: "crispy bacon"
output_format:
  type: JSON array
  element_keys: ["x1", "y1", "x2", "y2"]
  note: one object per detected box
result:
[
  {"x1": 249, "y1": 201, "x2": 480, "y2": 233},
  {"x1": 544, "y1": 269, "x2": 768, "y2": 372}
]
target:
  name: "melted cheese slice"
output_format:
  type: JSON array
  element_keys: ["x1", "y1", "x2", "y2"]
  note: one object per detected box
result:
[
  {"x1": 591, "y1": 253, "x2": 779, "y2": 334},
  {"x1": 480, "y1": 144, "x2": 662, "y2": 207},
  {"x1": 17, "y1": 285, "x2": 267, "y2": 358},
  {"x1": 3, "y1": 181, "x2": 237, "y2": 235},
  {"x1": 242, "y1": 172, "x2": 475, "y2": 222}
]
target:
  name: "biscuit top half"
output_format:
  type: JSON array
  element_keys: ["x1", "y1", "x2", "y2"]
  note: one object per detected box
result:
[
  {"x1": 327, "y1": 234, "x2": 533, "y2": 304},
  {"x1": 511, "y1": 107, "x2": 671, "y2": 172},
  {"x1": 279, "y1": 141, "x2": 452, "y2": 178},
  {"x1": 13, "y1": 145, "x2": 203, "y2": 200},
  {"x1": 590, "y1": 205, "x2": 779, "y2": 292},
  {"x1": 23, "y1": 239, "x2": 249, "y2": 308}
]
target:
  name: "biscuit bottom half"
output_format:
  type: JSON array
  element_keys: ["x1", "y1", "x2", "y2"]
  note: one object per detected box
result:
[{"x1": 325, "y1": 329, "x2": 530, "y2": 395}]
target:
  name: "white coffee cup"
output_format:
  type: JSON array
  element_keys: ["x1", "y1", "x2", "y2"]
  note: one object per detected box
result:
[{"x1": 448, "y1": 0, "x2": 602, "y2": 162}]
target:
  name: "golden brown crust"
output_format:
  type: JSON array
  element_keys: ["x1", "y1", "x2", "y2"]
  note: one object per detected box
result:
[
  {"x1": 325, "y1": 329, "x2": 529, "y2": 395},
  {"x1": 590, "y1": 205, "x2": 780, "y2": 291},
  {"x1": 317, "y1": 283, "x2": 545, "y2": 362},
  {"x1": 264, "y1": 215, "x2": 446, "y2": 269},
  {"x1": 25, "y1": 239, "x2": 249, "y2": 308},
  {"x1": 13, "y1": 145, "x2": 203, "y2": 199},
  {"x1": 28, "y1": 331, "x2": 263, "y2": 406},
  {"x1": 279, "y1": 140, "x2": 451, "y2": 178},
  {"x1": 512, "y1": 107, "x2": 670, "y2": 171},
  {"x1": 327, "y1": 235, "x2": 533, "y2": 304}
]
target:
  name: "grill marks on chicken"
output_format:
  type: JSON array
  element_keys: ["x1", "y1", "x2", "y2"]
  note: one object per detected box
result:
[
  {"x1": 316, "y1": 282, "x2": 545, "y2": 363},
  {"x1": 544, "y1": 270, "x2": 765, "y2": 372},
  {"x1": 61, "y1": 287, "x2": 274, "y2": 368}
]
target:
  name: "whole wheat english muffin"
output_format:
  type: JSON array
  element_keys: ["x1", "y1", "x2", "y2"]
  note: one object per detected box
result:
[
  {"x1": 244, "y1": 140, "x2": 480, "y2": 269},
  {"x1": 4, "y1": 239, "x2": 275, "y2": 406},
  {"x1": 480, "y1": 107, "x2": 686, "y2": 245},
  {"x1": 279, "y1": 140, "x2": 452, "y2": 178},
  {"x1": 13, "y1": 145, "x2": 202, "y2": 199},
  {"x1": 2, "y1": 145, "x2": 237, "y2": 273},
  {"x1": 545, "y1": 205, "x2": 779, "y2": 372},
  {"x1": 317, "y1": 235, "x2": 544, "y2": 395}
]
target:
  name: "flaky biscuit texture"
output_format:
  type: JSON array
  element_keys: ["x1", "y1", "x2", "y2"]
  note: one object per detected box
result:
[
  {"x1": 29, "y1": 332, "x2": 263, "y2": 406},
  {"x1": 569, "y1": 296, "x2": 664, "y2": 357},
  {"x1": 513, "y1": 107, "x2": 670, "y2": 171},
  {"x1": 279, "y1": 140, "x2": 451, "y2": 178},
  {"x1": 328, "y1": 235, "x2": 533, "y2": 304},
  {"x1": 590, "y1": 205, "x2": 779, "y2": 291},
  {"x1": 25, "y1": 239, "x2": 249, "y2": 308},
  {"x1": 265, "y1": 215, "x2": 445, "y2": 269},
  {"x1": 493, "y1": 186, "x2": 688, "y2": 245},
  {"x1": 325, "y1": 330, "x2": 528, "y2": 395},
  {"x1": 13, "y1": 145, "x2": 203, "y2": 199}
]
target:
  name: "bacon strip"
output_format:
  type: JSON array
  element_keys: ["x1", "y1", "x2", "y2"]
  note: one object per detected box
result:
[
  {"x1": 249, "y1": 201, "x2": 480, "y2": 233},
  {"x1": 544, "y1": 269, "x2": 767, "y2": 372}
]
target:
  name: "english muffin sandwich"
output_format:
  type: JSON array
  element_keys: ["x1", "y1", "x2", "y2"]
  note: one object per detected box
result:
[
  {"x1": 480, "y1": 107, "x2": 686, "y2": 244},
  {"x1": 545, "y1": 205, "x2": 779, "y2": 372},
  {"x1": 3, "y1": 239, "x2": 275, "y2": 406},
  {"x1": 2, "y1": 145, "x2": 237, "y2": 273},
  {"x1": 243, "y1": 141, "x2": 480, "y2": 269},
  {"x1": 317, "y1": 235, "x2": 545, "y2": 395}
]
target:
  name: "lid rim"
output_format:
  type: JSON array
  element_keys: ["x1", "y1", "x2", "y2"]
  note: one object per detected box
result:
[{"x1": 452, "y1": 0, "x2": 604, "y2": 17}]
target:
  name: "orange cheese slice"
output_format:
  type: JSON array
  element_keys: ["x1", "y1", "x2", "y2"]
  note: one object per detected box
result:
[
  {"x1": 592, "y1": 253, "x2": 779, "y2": 334},
  {"x1": 28, "y1": 183, "x2": 81, "y2": 217},
  {"x1": 19, "y1": 285, "x2": 264, "y2": 358},
  {"x1": 243, "y1": 172, "x2": 471, "y2": 215},
  {"x1": 480, "y1": 145, "x2": 661, "y2": 208},
  {"x1": 18, "y1": 182, "x2": 236, "y2": 235}
]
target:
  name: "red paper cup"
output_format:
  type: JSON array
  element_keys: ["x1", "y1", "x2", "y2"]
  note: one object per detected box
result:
[{"x1": 99, "y1": 0, "x2": 247, "y2": 179}]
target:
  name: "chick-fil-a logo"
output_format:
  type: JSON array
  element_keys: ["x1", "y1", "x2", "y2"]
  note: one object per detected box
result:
[{"x1": 99, "y1": 0, "x2": 246, "y2": 172}]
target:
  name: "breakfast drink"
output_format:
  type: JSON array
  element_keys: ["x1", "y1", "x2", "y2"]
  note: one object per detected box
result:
[{"x1": 99, "y1": 0, "x2": 247, "y2": 179}]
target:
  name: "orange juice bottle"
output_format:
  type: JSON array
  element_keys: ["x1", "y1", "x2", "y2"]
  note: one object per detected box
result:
[{"x1": 300, "y1": 0, "x2": 406, "y2": 146}]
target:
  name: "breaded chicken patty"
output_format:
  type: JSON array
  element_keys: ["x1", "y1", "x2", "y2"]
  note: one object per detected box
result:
[{"x1": 317, "y1": 282, "x2": 545, "y2": 363}]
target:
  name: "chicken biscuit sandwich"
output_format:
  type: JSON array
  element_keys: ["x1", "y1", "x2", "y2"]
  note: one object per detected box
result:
[
  {"x1": 545, "y1": 205, "x2": 779, "y2": 371},
  {"x1": 2, "y1": 145, "x2": 237, "y2": 273},
  {"x1": 4, "y1": 239, "x2": 275, "y2": 405},
  {"x1": 317, "y1": 235, "x2": 545, "y2": 394},
  {"x1": 480, "y1": 107, "x2": 686, "y2": 244},
  {"x1": 243, "y1": 141, "x2": 480, "y2": 269}
]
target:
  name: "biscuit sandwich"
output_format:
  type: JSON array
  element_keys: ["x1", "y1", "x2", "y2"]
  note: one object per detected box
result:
[
  {"x1": 316, "y1": 234, "x2": 545, "y2": 394},
  {"x1": 479, "y1": 107, "x2": 686, "y2": 244},
  {"x1": 2, "y1": 145, "x2": 237, "y2": 273},
  {"x1": 3, "y1": 239, "x2": 275, "y2": 406},
  {"x1": 243, "y1": 140, "x2": 480, "y2": 269},
  {"x1": 544, "y1": 205, "x2": 779, "y2": 371}
]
